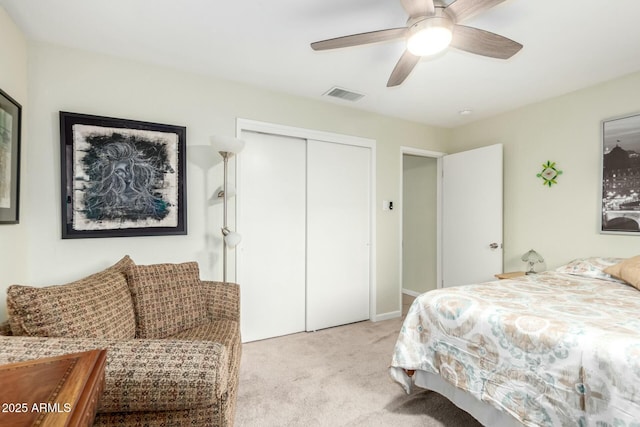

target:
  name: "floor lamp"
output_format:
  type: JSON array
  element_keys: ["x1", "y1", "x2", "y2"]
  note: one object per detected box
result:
[{"x1": 210, "y1": 135, "x2": 245, "y2": 283}]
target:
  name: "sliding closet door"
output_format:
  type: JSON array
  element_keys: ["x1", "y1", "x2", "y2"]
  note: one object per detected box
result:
[
  {"x1": 306, "y1": 140, "x2": 371, "y2": 331},
  {"x1": 237, "y1": 131, "x2": 307, "y2": 342}
]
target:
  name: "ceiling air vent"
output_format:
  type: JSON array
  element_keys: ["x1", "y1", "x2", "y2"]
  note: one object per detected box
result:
[{"x1": 323, "y1": 86, "x2": 365, "y2": 102}]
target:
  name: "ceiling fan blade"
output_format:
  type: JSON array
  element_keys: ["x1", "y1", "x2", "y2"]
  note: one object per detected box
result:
[
  {"x1": 445, "y1": 0, "x2": 507, "y2": 23},
  {"x1": 311, "y1": 28, "x2": 407, "y2": 51},
  {"x1": 451, "y1": 25, "x2": 522, "y2": 59},
  {"x1": 399, "y1": 0, "x2": 435, "y2": 18},
  {"x1": 387, "y1": 50, "x2": 420, "y2": 87}
]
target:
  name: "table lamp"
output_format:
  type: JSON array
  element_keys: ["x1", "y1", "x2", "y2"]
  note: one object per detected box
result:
[{"x1": 521, "y1": 249, "x2": 544, "y2": 275}]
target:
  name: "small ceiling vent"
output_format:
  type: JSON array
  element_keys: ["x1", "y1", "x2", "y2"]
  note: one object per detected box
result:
[{"x1": 323, "y1": 86, "x2": 365, "y2": 102}]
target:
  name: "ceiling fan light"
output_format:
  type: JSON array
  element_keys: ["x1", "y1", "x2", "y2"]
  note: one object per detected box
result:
[{"x1": 407, "y1": 25, "x2": 453, "y2": 56}]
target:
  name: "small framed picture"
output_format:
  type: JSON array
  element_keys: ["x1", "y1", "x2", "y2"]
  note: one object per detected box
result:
[
  {"x1": 60, "y1": 112, "x2": 187, "y2": 238},
  {"x1": 601, "y1": 112, "x2": 640, "y2": 234},
  {"x1": 0, "y1": 88, "x2": 22, "y2": 224}
]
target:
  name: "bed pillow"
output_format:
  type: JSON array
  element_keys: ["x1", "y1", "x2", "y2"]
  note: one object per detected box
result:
[
  {"x1": 604, "y1": 256, "x2": 640, "y2": 290},
  {"x1": 7, "y1": 255, "x2": 136, "y2": 338},
  {"x1": 555, "y1": 257, "x2": 625, "y2": 282},
  {"x1": 125, "y1": 261, "x2": 208, "y2": 339}
]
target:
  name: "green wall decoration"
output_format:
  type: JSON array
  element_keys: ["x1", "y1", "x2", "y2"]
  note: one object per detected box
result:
[{"x1": 537, "y1": 161, "x2": 563, "y2": 187}]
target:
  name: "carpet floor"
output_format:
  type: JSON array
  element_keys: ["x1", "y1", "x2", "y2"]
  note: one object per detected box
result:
[{"x1": 235, "y1": 316, "x2": 483, "y2": 426}]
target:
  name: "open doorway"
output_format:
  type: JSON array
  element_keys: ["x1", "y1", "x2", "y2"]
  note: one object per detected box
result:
[{"x1": 400, "y1": 147, "x2": 444, "y2": 305}]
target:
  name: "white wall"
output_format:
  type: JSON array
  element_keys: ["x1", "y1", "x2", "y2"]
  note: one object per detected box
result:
[
  {"x1": 450, "y1": 71, "x2": 640, "y2": 272},
  {"x1": 11, "y1": 41, "x2": 450, "y2": 322},
  {"x1": 0, "y1": 7, "x2": 28, "y2": 320},
  {"x1": 8, "y1": 19, "x2": 640, "y2": 325},
  {"x1": 402, "y1": 155, "x2": 437, "y2": 294},
  {"x1": 6, "y1": 21, "x2": 639, "y2": 324}
]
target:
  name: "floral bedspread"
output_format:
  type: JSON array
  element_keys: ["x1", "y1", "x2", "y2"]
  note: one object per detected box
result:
[{"x1": 390, "y1": 272, "x2": 640, "y2": 426}]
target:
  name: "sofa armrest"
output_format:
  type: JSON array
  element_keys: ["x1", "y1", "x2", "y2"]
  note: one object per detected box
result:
[
  {"x1": 0, "y1": 336, "x2": 229, "y2": 413},
  {"x1": 202, "y1": 281, "x2": 240, "y2": 322}
]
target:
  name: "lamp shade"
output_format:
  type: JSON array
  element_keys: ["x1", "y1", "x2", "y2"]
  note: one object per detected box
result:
[
  {"x1": 224, "y1": 231, "x2": 242, "y2": 248},
  {"x1": 210, "y1": 135, "x2": 245, "y2": 154},
  {"x1": 521, "y1": 249, "x2": 544, "y2": 264},
  {"x1": 522, "y1": 249, "x2": 544, "y2": 274}
]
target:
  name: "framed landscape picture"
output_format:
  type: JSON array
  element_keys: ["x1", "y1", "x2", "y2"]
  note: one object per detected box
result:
[
  {"x1": 0, "y1": 88, "x2": 21, "y2": 224},
  {"x1": 60, "y1": 112, "x2": 187, "y2": 238},
  {"x1": 601, "y1": 112, "x2": 640, "y2": 234}
]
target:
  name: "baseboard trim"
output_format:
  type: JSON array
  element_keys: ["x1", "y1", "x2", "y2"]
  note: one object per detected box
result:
[
  {"x1": 371, "y1": 311, "x2": 401, "y2": 322},
  {"x1": 402, "y1": 288, "x2": 421, "y2": 297}
]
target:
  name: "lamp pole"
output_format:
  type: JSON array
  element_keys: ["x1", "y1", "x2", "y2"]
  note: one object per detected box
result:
[
  {"x1": 221, "y1": 151, "x2": 231, "y2": 283},
  {"x1": 210, "y1": 134, "x2": 245, "y2": 285}
]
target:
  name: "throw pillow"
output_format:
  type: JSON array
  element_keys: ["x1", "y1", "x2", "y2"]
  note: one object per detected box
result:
[
  {"x1": 604, "y1": 255, "x2": 640, "y2": 290},
  {"x1": 7, "y1": 255, "x2": 137, "y2": 339},
  {"x1": 125, "y1": 261, "x2": 208, "y2": 338}
]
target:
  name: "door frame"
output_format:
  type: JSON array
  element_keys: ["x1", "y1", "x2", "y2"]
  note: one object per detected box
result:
[
  {"x1": 235, "y1": 118, "x2": 378, "y2": 321},
  {"x1": 399, "y1": 147, "x2": 446, "y2": 306}
]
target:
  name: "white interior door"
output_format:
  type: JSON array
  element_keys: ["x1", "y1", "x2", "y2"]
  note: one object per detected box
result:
[
  {"x1": 306, "y1": 140, "x2": 371, "y2": 331},
  {"x1": 237, "y1": 131, "x2": 307, "y2": 342},
  {"x1": 442, "y1": 144, "x2": 503, "y2": 287}
]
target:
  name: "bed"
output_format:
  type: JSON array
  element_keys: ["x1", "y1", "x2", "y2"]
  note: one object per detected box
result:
[{"x1": 389, "y1": 257, "x2": 640, "y2": 426}]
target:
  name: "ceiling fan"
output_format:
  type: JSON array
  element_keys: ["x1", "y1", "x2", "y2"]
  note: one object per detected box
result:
[{"x1": 310, "y1": 0, "x2": 523, "y2": 87}]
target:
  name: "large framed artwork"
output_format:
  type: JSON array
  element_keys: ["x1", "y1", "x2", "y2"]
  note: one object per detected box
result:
[
  {"x1": 0, "y1": 88, "x2": 21, "y2": 224},
  {"x1": 60, "y1": 112, "x2": 187, "y2": 238},
  {"x1": 601, "y1": 112, "x2": 640, "y2": 234}
]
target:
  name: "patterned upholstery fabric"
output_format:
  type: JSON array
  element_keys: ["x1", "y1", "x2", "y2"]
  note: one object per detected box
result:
[
  {"x1": 6, "y1": 256, "x2": 136, "y2": 339},
  {"x1": 169, "y1": 320, "x2": 239, "y2": 354},
  {"x1": 0, "y1": 320, "x2": 12, "y2": 336},
  {"x1": 125, "y1": 262, "x2": 208, "y2": 338},
  {"x1": 0, "y1": 336, "x2": 229, "y2": 412},
  {"x1": 169, "y1": 318, "x2": 242, "y2": 427},
  {"x1": 94, "y1": 405, "x2": 227, "y2": 427},
  {"x1": 0, "y1": 273, "x2": 241, "y2": 427},
  {"x1": 202, "y1": 280, "x2": 241, "y2": 322}
]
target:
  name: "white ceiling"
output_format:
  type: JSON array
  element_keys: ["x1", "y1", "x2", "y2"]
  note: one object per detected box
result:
[{"x1": 2, "y1": 0, "x2": 640, "y2": 128}]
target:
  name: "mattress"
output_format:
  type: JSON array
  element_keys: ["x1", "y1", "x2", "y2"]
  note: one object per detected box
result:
[{"x1": 390, "y1": 270, "x2": 640, "y2": 426}]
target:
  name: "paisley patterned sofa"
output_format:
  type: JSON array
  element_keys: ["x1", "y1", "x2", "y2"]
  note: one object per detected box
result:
[{"x1": 0, "y1": 256, "x2": 241, "y2": 426}]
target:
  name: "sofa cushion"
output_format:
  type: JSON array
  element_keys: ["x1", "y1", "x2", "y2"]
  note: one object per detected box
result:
[
  {"x1": 0, "y1": 336, "x2": 231, "y2": 413},
  {"x1": 6, "y1": 255, "x2": 136, "y2": 339},
  {"x1": 125, "y1": 262, "x2": 208, "y2": 338}
]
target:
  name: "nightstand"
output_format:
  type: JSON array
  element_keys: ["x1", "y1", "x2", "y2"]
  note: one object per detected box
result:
[{"x1": 494, "y1": 271, "x2": 526, "y2": 280}]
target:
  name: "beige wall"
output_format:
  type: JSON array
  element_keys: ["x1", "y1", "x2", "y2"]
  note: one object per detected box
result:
[
  {"x1": 450, "y1": 71, "x2": 640, "y2": 272},
  {"x1": 402, "y1": 155, "x2": 438, "y2": 294},
  {"x1": 12, "y1": 11, "x2": 639, "y2": 324},
  {"x1": 12, "y1": 41, "x2": 450, "y2": 321},
  {"x1": 0, "y1": 7, "x2": 28, "y2": 320}
]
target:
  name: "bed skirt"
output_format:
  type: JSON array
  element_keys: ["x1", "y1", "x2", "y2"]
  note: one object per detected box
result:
[{"x1": 413, "y1": 370, "x2": 524, "y2": 427}]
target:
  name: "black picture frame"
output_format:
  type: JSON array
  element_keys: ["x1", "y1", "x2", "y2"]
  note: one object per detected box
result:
[
  {"x1": 0, "y1": 88, "x2": 21, "y2": 224},
  {"x1": 600, "y1": 112, "x2": 640, "y2": 234},
  {"x1": 60, "y1": 112, "x2": 187, "y2": 238}
]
